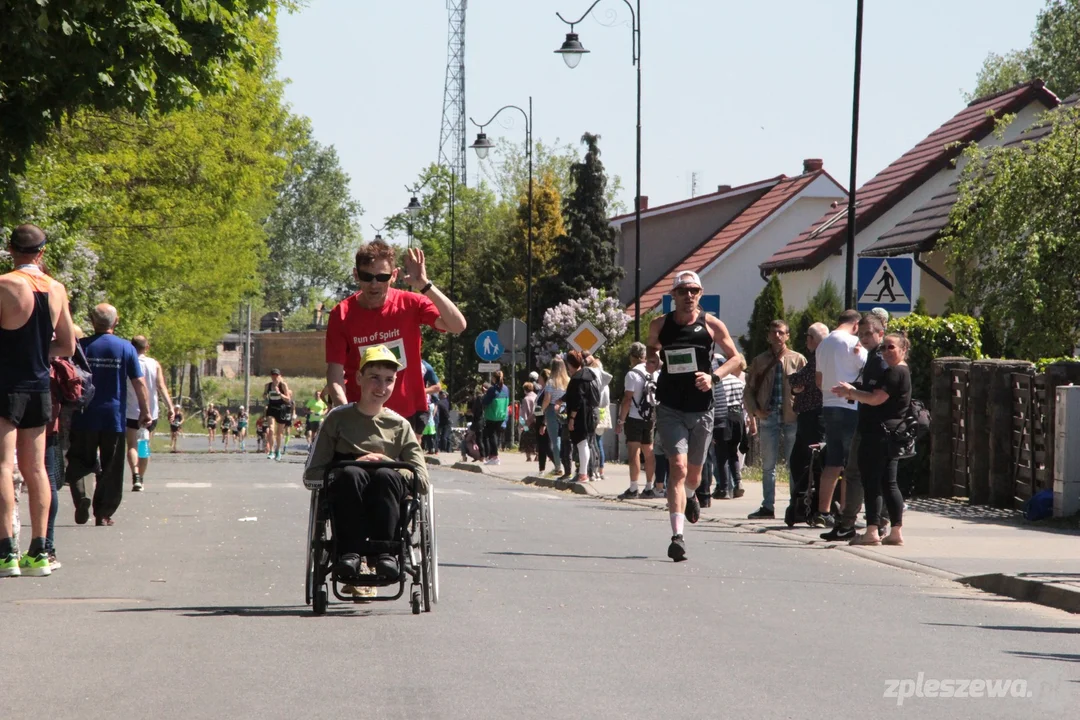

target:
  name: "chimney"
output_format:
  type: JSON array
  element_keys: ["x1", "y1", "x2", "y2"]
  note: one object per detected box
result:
[
  {"x1": 716, "y1": 184, "x2": 732, "y2": 193},
  {"x1": 803, "y1": 158, "x2": 824, "y2": 173},
  {"x1": 635, "y1": 195, "x2": 649, "y2": 211}
]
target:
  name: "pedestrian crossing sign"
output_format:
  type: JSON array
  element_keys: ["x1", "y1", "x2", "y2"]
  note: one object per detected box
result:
[{"x1": 857, "y1": 257, "x2": 912, "y2": 313}]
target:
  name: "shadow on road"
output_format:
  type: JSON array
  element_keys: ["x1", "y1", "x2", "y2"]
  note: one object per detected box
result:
[
  {"x1": 488, "y1": 551, "x2": 649, "y2": 561},
  {"x1": 103, "y1": 605, "x2": 377, "y2": 618},
  {"x1": 925, "y1": 622, "x2": 1080, "y2": 635},
  {"x1": 1005, "y1": 650, "x2": 1080, "y2": 663}
]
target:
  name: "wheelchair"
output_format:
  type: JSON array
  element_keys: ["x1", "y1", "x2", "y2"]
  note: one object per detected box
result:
[{"x1": 305, "y1": 460, "x2": 438, "y2": 616}]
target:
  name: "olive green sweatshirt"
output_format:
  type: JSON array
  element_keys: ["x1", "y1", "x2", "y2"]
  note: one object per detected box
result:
[{"x1": 303, "y1": 403, "x2": 429, "y2": 493}]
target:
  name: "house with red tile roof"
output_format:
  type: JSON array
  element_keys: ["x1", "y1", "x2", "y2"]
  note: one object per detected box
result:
[
  {"x1": 615, "y1": 159, "x2": 845, "y2": 340},
  {"x1": 760, "y1": 81, "x2": 1060, "y2": 315}
]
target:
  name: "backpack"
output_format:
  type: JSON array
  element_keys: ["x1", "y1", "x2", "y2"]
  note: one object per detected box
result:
[
  {"x1": 631, "y1": 368, "x2": 657, "y2": 423},
  {"x1": 52, "y1": 344, "x2": 96, "y2": 412},
  {"x1": 888, "y1": 398, "x2": 930, "y2": 459}
]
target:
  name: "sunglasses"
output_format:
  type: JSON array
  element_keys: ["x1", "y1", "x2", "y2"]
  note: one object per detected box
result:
[
  {"x1": 882, "y1": 344, "x2": 900, "y2": 351},
  {"x1": 357, "y1": 270, "x2": 393, "y2": 283},
  {"x1": 674, "y1": 287, "x2": 701, "y2": 296}
]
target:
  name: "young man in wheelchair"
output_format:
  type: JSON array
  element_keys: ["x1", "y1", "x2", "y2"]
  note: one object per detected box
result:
[{"x1": 303, "y1": 345, "x2": 429, "y2": 582}]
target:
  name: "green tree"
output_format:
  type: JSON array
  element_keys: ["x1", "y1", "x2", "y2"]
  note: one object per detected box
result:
[
  {"x1": 739, "y1": 273, "x2": 785, "y2": 359},
  {"x1": 970, "y1": 0, "x2": 1080, "y2": 99},
  {"x1": 0, "y1": 0, "x2": 275, "y2": 220},
  {"x1": 787, "y1": 278, "x2": 843, "y2": 357},
  {"x1": 537, "y1": 133, "x2": 623, "y2": 315},
  {"x1": 939, "y1": 103, "x2": 1080, "y2": 359},
  {"x1": 263, "y1": 129, "x2": 362, "y2": 314},
  {"x1": 12, "y1": 16, "x2": 298, "y2": 366}
]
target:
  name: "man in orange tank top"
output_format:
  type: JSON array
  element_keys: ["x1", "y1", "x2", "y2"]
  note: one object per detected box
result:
[{"x1": 0, "y1": 225, "x2": 76, "y2": 577}]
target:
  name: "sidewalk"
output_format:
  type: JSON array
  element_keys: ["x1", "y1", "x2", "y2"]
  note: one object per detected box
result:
[{"x1": 439, "y1": 450, "x2": 1080, "y2": 615}]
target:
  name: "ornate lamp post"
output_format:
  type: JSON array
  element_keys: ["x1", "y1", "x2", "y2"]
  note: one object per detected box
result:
[
  {"x1": 469, "y1": 98, "x2": 534, "y2": 370},
  {"x1": 555, "y1": 0, "x2": 642, "y2": 340}
]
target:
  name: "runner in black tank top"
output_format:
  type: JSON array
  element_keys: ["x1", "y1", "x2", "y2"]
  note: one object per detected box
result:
[
  {"x1": 645, "y1": 270, "x2": 745, "y2": 564},
  {"x1": 1, "y1": 224, "x2": 76, "y2": 577},
  {"x1": 656, "y1": 312, "x2": 714, "y2": 413}
]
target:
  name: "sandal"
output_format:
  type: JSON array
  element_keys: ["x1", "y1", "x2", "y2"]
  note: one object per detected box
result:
[
  {"x1": 882, "y1": 535, "x2": 904, "y2": 546},
  {"x1": 848, "y1": 533, "x2": 881, "y2": 546}
]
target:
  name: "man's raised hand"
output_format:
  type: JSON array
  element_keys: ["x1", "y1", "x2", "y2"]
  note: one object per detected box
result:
[{"x1": 403, "y1": 248, "x2": 429, "y2": 291}]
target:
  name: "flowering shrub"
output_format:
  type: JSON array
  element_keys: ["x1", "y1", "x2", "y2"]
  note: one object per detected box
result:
[{"x1": 532, "y1": 289, "x2": 631, "y2": 366}]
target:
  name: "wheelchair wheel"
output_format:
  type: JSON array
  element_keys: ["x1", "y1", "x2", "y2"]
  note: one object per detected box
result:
[
  {"x1": 313, "y1": 588, "x2": 327, "y2": 616},
  {"x1": 411, "y1": 590, "x2": 421, "y2": 615},
  {"x1": 784, "y1": 505, "x2": 795, "y2": 527},
  {"x1": 420, "y1": 492, "x2": 438, "y2": 611},
  {"x1": 305, "y1": 490, "x2": 318, "y2": 606}
]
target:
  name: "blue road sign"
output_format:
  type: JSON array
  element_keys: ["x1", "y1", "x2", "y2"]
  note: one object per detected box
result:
[
  {"x1": 662, "y1": 294, "x2": 720, "y2": 316},
  {"x1": 857, "y1": 257, "x2": 913, "y2": 313},
  {"x1": 475, "y1": 330, "x2": 503, "y2": 361}
]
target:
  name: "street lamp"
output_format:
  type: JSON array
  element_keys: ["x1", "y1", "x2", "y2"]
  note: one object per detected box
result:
[
  {"x1": 404, "y1": 175, "x2": 459, "y2": 392},
  {"x1": 469, "y1": 98, "x2": 534, "y2": 370},
  {"x1": 371, "y1": 224, "x2": 387, "y2": 242},
  {"x1": 556, "y1": 0, "x2": 642, "y2": 340},
  {"x1": 844, "y1": 0, "x2": 865, "y2": 308}
]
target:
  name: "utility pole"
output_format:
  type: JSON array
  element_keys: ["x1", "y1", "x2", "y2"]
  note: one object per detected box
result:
[{"x1": 243, "y1": 302, "x2": 252, "y2": 414}]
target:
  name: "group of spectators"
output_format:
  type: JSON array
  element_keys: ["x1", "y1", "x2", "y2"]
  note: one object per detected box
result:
[{"x1": 745, "y1": 307, "x2": 912, "y2": 546}]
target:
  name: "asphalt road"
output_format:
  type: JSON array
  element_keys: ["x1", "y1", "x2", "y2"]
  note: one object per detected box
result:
[{"x1": 4, "y1": 449, "x2": 1079, "y2": 719}]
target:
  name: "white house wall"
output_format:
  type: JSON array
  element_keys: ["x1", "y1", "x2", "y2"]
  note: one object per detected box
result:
[
  {"x1": 697, "y1": 184, "x2": 844, "y2": 342},
  {"x1": 777, "y1": 100, "x2": 1052, "y2": 315}
]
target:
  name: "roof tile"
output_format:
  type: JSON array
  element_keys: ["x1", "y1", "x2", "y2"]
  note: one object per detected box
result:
[
  {"x1": 629, "y1": 172, "x2": 828, "y2": 317},
  {"x1": 761, "y1": 80, "x2": 1060, "y2": 272}
]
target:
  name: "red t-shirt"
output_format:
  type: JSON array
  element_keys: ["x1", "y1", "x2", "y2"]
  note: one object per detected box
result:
[{"x1": 325, "y1": 288, "x2": 443, "y2": 417}]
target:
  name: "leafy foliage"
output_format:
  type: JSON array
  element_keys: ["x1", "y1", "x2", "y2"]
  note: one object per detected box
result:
[
  {"x1": 536, "y1": 133, "x2": 623, "y2": 316},
  {"x1": 889, "y1": 314, "x2": 983, "y2": 401},
  {"x1": 1034, "y1": 356, "x2": 1080, "y2": 373},
  {"x1": 531, "y1": 289, "x2": 631, "y2": 367},
  {"x1": 739, "y1": 273, "x2": 785, "y2": 359},
  {"x1": 0, "y1": 0, "x2": 275, "y2": 219},
  {"x1": 786, "y1": 278, "x2": 843, "y2": 357},
  {"x1": 12, "y1": 16, "x2": 298, "y2": 365},
  {"x1": 970, "y1": 0, "x2": 1080, "y2": 99},
  {"x1": 263, "y1": 128, "x2": 362, "y2": 314},
  {"x1": 939, "y1": 103, "x2": 1080, "y2": 359}
]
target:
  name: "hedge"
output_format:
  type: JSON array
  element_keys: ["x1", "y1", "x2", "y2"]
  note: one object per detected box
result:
[{"x1": 889, "y1": 313, "x2": 982, "y2": 401}]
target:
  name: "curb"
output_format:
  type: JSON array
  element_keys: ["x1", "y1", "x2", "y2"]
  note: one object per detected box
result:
[
  {"x1": 451, "y1": 462, "x2": 484, "y2": 474},
  {"x1": 425, "y1": 456, "x2": 443, "y2": 466},
  {"x1": 959, "y1": 573, "x2": 1080, "y2": 614}
]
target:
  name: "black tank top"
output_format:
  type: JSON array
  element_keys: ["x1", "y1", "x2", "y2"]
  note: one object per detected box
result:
[
  {"x1": 656, "y1": 311, "x2": 713, "y2": 413},
  {"x1": 0, "y1": 267, "x2": 53, "y2": 393}
]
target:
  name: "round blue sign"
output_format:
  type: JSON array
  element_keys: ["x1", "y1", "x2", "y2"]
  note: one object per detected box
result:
[{"x1": 475, "y1": 330, "x2": 503, "y2": 361}]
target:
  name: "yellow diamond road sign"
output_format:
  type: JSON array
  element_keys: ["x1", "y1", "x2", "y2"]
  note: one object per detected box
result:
[{"x1": 567, "y1": 320, "x2": 607, "y2": 354}]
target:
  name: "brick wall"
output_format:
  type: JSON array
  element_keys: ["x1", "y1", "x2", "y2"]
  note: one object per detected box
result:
[{"x1": 253, "y1": 331, "x2": 327, "y2": 377}]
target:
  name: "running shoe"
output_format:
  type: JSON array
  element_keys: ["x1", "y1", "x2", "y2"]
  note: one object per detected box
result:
[
  {"x1": 667, "y1": 535, "x2": 687, "y2": 562},
  {"x1": 639, "y1": 487, "x2": 660, "y2": 499},
  {"x1": 266, "y1": 451, "x2": 273, "y2": 460},
  {"x1": 132, "y1": 474, "x2": 143, "y2": 492},
  {"x1": 0, "y1": 552, "x2": 20, "y2": 578},
  {"x1": 18, "y1": 551, "x2": 51, "y2": 577},
  {"x1": 47, "y1": 552, "x2": 61, "y2": 571},
  {"x1": 820, "y1": 525, "x2": 856, "y2": 541},
  {"x1": 617, "y1": 488, "x2": 640, "y2": 500},
  {"x1": 685, "y1": 494, "x2": 701, "y2": 524}
]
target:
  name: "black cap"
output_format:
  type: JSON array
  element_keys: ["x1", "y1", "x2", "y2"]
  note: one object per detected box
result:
[
  {"x1": 270, "y1": 368, "x2": 281, "y2": 375},
  {"x1": 9, "y1": 224, "x2": 47, "y2": 253}
]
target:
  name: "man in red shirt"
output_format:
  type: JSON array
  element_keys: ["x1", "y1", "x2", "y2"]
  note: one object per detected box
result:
[{"x1": 325, "y1": 240, "x2": 466, "y2": 432}]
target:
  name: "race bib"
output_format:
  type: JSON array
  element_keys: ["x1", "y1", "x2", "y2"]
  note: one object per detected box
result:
[
  {"x1": 357, "y1": 338, "x2": 408, "y2": 371},
  {"x1": 664, "y1": 348, "x2": 697, "y2": 374}
]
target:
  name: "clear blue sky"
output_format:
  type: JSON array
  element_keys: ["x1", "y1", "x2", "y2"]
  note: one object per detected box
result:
[{"x1": 277, "y1": 0, "x2": 1045, "y2": 241}]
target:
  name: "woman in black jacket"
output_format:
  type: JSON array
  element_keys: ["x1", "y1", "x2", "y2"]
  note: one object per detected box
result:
[
  {"x1": 563, "y1": 350, "x2": 600, "y2": 483},
  {"x1": 832, "y1": 325, "x2": 911, "y2": 547}
]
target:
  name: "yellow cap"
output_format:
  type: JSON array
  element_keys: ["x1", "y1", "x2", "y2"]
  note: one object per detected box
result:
[{"x1": 359, "y1": 344, "x2": 403, "y2": 372}]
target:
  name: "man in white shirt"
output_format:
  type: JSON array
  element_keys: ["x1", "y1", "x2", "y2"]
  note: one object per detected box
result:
[
  {"x1": 813, "y1": 309, "x2": 866, "y2": 525},
  {"x1": 616, "y1": 342, "x2": 661, "y2": 499},
  {"x1": 124, "y1": 336, "x2": 174, "y2": 492}
]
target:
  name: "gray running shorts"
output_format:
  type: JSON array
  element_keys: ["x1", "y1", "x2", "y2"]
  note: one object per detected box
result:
[{"x1": 656, "y1": 404, "x2": 714, "y2": 467}]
